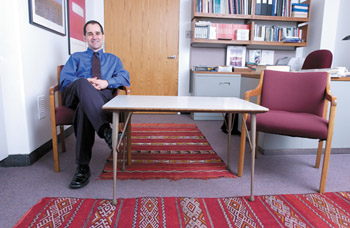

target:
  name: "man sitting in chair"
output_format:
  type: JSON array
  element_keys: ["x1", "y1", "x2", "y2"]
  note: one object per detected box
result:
[{"x1": 59, "y1": 20, "x2": 130, "y2": 189}]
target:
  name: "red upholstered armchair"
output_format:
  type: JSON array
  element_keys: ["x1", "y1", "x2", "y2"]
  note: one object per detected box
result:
[
  {"x1": 302, "y1": 49, "x2": 333, "y2": 69},
  {"x1": 49, "y1": 65, "x2": 130, "y2": 172},
  {"x1": 238, "y1": 70, "x2": 337, "y2": 193}
]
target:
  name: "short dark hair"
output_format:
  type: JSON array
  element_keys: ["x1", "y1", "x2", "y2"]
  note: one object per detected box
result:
[{"x1": 83, "y1": 20, "x2": 104, "y2": 35}]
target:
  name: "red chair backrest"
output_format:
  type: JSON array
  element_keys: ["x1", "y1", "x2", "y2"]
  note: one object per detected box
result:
[
  {"x1": 302, "y1": 49, "x2": 333, "y2": 69},
  {"x1": 260, "y1": 70, "x2": 328, "y2": 117}
]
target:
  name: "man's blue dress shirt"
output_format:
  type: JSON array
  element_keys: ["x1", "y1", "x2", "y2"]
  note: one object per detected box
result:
[{"x1": 59, "y1": 48, "x2": 130, "y2": 91}]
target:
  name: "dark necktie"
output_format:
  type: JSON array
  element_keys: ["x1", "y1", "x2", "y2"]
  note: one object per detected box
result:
[{"x1": 91, "y1": 52, "x2": 101, "y2": 79}]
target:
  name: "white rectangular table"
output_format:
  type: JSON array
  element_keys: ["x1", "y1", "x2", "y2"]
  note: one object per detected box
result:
[{"x1": 103, "y1": 95, "x2": 268, "y2": 205}]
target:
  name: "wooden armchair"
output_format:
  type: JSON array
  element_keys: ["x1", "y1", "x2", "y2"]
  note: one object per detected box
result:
[
  {"x1": 49, "y1": 65, "x2": 131, "y2": 172},
  {"x1": 239, "y1": 70, "x2": 337, "y2": 193}
]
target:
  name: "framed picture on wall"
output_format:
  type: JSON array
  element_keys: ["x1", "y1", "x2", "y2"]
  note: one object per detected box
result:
[
  {"x1": 68, "y1": 0, "x2": 86, "y2": 54},
  {"x1": 28, "y1": 0, "x2": 66, "y2": 35},
  {"x1": 226, "y1": 46, "x2": 247, "y2": 67}
]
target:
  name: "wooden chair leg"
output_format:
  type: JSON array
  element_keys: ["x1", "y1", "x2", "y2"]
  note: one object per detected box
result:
[
  {"x1": 319, "y1": 139, "x2": 332, "y2": 193},
  {"x1": 238, "y1": 114, "x2": 247, "y2": 177},
  {"x1": 59, "y1": 125, "x2": 66, "y2": 152},
  {"x1": 315, "y1": 140, "x2": 324, "y2": 168},
  {"x1": 51, "y1": 125, "x2": 60, "y2": 172}
]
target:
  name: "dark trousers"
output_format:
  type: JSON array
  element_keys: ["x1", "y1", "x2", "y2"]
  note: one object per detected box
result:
[{"x1": 62, "y1": 78, "x2": 114, "y2": 165}]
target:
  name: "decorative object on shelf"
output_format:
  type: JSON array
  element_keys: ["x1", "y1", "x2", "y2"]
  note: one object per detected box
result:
[
  {"x1": 226, "y1": 46, "x2": 246, "y2": 67},
  {"x1": 194, "y1": 66, "x2": 214, "y2": 71},
  {"x1": 28, "y1": 0, "x2": 66, "y2": 35},
  {"x1": 67, "y1": 0, "x2": 86, "y2": 54},
  {"x1": 261, "y1": 50, "x2": 275, "y2": 65},
  {"x1": 248, "y1": 50, "x2": 262, "y2": 64}
]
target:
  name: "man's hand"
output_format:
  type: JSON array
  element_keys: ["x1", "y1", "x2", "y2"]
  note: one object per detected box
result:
[{"x1": 87, "y1": 77, "x2": 109, "y2": 90}]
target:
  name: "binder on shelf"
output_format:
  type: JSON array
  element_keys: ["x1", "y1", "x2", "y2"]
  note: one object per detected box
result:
[
  {"x1": 261, "y1": 0, "x2": 268, "y2": 15},
  {"x1": 255, "y1": 0, "x2": 262, "y2": 15},
  {"x1": 267, "y1": 0, "x2": 273, "y2": 15}
]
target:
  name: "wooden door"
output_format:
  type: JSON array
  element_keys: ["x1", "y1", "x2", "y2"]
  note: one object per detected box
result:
[{"x1": 104, "y1": 0, "x2": 179, "y2": 96}]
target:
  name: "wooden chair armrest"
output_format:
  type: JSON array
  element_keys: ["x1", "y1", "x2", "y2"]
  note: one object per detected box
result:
[
  {"x1": 49, "y1": 84, "x2": 59, "y2": 95},
  {"x1": 325, "y1": 73, "x2": 337, "y2": 107},
  {"x1": 116, "y1": 86, "x2": 131, "y2": 95},
  {"x1": 325, "y1": 91, "x2": 337, "y2": 107},
  {"x1": 244, "y1": 86, "x2": 261, "y2": 100},
  {"x1": 244, "y1": 71, "x2": 264, "y2": 102}
]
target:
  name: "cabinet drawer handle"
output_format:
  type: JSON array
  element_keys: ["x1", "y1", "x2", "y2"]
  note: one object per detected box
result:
[{"x1": 219, "y1": 82, "x2": 231, "y2": 86}]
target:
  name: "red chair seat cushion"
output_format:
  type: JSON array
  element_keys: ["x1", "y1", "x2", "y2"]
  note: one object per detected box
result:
[
  {"x1": 55, "y1": 106, "x2": 74, "y2": 125},
  {"x1": 247, "y1": 110, "x2": 328, "y2": 140}
]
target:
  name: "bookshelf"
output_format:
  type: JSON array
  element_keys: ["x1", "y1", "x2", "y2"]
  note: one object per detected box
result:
[{"x1": 191, "y1": 0, "x2": 311, "y2": 48}]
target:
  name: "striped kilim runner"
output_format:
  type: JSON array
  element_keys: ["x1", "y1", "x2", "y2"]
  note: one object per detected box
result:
[
  {"x1": 15, "y1": 192, "x2": 350, "y2": 227},
  {"x1": 99, "y1": 123, "x2": 236, "y2": 180}
]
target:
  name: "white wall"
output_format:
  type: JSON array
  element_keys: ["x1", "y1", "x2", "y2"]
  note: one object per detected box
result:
[
  {"x1": 333, "y1": 0, "x2": 350, "y2": 69},
  {"x1": 178, "y1": 0, "x2": 192, "y2": 96},
  {"x1": 0, "y1": 1, "x2": 31, "y2": 158},
  {"x1": 300, "y1": 0, "x2": 348, "y2": 69},
  {"x1": 0, "y1": 0, "x2": 101, "y2": 160}
]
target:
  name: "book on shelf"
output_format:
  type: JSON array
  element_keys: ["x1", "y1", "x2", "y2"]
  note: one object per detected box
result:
[
  {"x1": 216, "y1": 23, "x2": 234, "y2": 40},
  {"x1": 194, "y1": 21, "x2": 211, "y2": 39},
  {"x1": 254, "y1": 23, "x2": 303, "y2": 42},
  {"x1": 292, "y1": 3, "x2": 309, "y2": 10},
  {"x1": 209, "y1": 24, "x2": 217, "y2": 39},
  {"x1": 291, "y1": 12, "x2": 308, "y2": 17},
  {"x1": 215, "y1": 23, "x2": 250, "y2": 40},
  {"x1": 281, "y1": 37, "x2": 302, "y2": 42},
  {"x1": 195, "y1": 0, "x2": 250, "y2": 15},
  {"x1": 236, "y1": 29, "x2": 250, "y2": 41},
  {"x1": 291, "y1": 2, "x2": 309, "y2": 17}
]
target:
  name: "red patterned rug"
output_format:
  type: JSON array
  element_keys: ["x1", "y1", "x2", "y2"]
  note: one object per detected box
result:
[
  {"x1": 99, "y1": 123, "x2": 236, "y2": 180},
  {"x1": 15, "y1": 192, "x2": 350, "y2": 227}
]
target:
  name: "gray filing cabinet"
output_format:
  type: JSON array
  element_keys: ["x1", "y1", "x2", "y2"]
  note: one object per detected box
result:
[{"x1": 190, "y1": 71, "x2": 241, "y2": 120}]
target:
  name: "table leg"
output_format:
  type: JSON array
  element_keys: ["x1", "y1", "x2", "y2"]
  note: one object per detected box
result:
[
  {"x1": 227, "y1": 113, "x2": 232, "y2": 171},
  {"x1": 127, "y1": 112, "x2": 132, "y2": 166},
  {"x1": 112, "y1": 112, "x2": 119, "y2": 205},
  {"x1": 249, "y1": 114, "x2": 256, "y2": 202}
]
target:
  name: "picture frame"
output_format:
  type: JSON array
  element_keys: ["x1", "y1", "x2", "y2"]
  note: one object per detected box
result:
[
  {"x1": 67, "y1": 0, "x2": 86, "y2": 54},
  {"x1": 28, "y1": 0, "x2": 66, "y2": 36},
  {"x1": 226, "y1": 46, "x2": 247, "y2": 67}
]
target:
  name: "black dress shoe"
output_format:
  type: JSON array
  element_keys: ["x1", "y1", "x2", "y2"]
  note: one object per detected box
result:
[
  {"x1": 104, "y1": 128, "x2": 124, "y2": 150},
  {"x1": 103, "y1": 127, "x2": 113, "y2": 149},
  {"x1": 69, "y1": 165, "x2": 91, "y2": 189}
]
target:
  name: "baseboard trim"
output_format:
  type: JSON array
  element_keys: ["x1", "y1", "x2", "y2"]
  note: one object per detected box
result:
[
  {"x1": 0, "y1": 127, "x2": 74, "y2": 167},
  {"x1": 259, "y1": 147, "x2": 350, "y2": 155}
]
